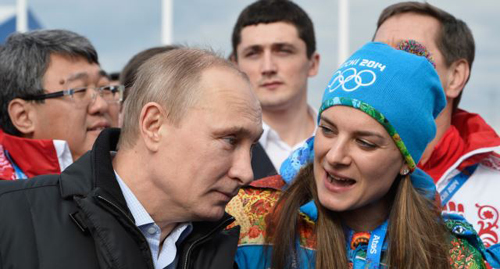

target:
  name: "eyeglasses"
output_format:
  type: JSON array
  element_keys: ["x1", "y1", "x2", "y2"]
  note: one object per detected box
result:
[{"x1": 21, "y1": 85, "x2": 124, "y2": 106}]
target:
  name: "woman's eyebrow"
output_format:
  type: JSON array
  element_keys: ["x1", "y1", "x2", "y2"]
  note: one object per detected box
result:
[
  {"x1": 353, "y1": 130, "x2": 385, "y2": 140},
  {"x1": 319, "y1": 115, "x2": 335, "y2": 126}
]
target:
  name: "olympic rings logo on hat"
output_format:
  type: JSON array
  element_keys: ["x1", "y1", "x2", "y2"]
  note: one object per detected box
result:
[{"x1": 328, "y1": 68, "x2": 376, "y2": 92}]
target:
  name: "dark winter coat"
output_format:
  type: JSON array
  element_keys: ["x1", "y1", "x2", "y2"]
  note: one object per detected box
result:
[{"x1": 0, "y1": 128, "x2": 239, "y2": 269}]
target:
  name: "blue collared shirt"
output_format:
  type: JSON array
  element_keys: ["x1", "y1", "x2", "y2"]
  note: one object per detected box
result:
[{"x1": 115, "y1": 171, "x2": 192, "y2": 269}]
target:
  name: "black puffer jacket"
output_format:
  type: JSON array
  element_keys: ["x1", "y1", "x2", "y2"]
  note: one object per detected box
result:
[{"x1": 0, "y1": 128, "x2": 239, "y2": 269}]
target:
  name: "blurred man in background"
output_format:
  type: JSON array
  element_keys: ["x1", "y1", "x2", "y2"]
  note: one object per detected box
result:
[
  {"x1": 0, "y1": 29, "x2": 122, "y2": 180},
  {"x1": 112, "y1": 45, "x2": 180, "y2": 127},
  {"x1": 374, "y1": 1, "x2": 500, "y2": 248},
  {"x1": 104, "y1": 71, "x2": 124, "y2": 127}
]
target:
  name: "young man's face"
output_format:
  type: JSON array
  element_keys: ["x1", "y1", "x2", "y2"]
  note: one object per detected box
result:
[
  {"x1": 31, "y1": 54, "x2": 112, "y2": 161},
  {"x1": 235, "y1": 22, "x2": 319, "y2": 112},
  {"x1": 152, "y1": 67, "x2": 263, "y2": 222},
  {"x1": 374, "y1": 12, "x2": 452, "y2": 97}
]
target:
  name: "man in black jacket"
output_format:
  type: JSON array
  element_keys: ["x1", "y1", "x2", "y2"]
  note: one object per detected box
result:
[{"x1": 0, "y1": 48, "x2": 263, "y2": 268}]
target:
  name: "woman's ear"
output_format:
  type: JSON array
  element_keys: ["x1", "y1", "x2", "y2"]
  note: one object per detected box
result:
[
  {"x1": 400, "y1": 164, "x2": 410, "y2": 176},
  {"x1": 8, "y1": 98, "x2": 36, "y2": 135}
]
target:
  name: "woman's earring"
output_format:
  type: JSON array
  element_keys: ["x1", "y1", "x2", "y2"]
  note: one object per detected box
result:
[{"x1": 401, "y1": 168, "x2": 410, "y2": 176}]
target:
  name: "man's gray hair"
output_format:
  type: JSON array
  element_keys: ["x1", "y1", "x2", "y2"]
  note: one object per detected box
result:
[
  {"x1": 119, "y1": 48, "x2": 248, "y2": 149},
  {"x1": 0, "y1": 29, "x2": 98, "y2": 136}
]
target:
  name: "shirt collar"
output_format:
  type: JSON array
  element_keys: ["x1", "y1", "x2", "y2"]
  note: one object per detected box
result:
[
  {"x1": 259, "y1": 105, "x2": 318, "y2": 148},
  {"x1": 0, "y1": 129, "x2": 72, "y2": 178},
  {"x1": 259, "y1": 122, "x2": 272, "y2": 148},
  {"x1": 114, "y1": 170, "x2": 155, "y2": 227}
]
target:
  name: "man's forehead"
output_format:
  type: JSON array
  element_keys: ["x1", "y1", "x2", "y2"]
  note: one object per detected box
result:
[
  {"x1": 197, "y1": 70, "x2": 261, "y2": 116},
  {"x1": 67, "y1": 69, "x2": 107, "y2": 82},
  {"x1": 196, "y1": 88, "x2": 260, "y2": 114},
  {"x1": 45, "y1": 54, "x2": 105, "y2": 86},
  {"x1": 57, "y1": 70, "x2": 108, "y2": 88},
  {"x1": 239, "y1": 21, "x2": 301, "y2": 48},
  {"x1": 375, "y1": 13, "x2": 441, "y2": 47},
  {"x1": 190, "y1": 88, "x2": 262, "y2": 136}
]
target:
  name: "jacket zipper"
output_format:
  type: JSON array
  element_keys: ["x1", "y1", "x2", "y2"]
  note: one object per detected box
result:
[
  {"x1": 181, "y1": 216, "x2": 235, "y2": 269},
  {"x1": 96, "y1": 195, "x2": 155, "y2": 269}
]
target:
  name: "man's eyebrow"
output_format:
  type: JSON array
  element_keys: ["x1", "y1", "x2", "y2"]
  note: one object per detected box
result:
[
  {"x1": 66, "y1": 70, "x2": 109, "y2": 85},
  {"x1": 215, "y1": 126, "x2": 263, "y2": 140},
  {"x1": 66, "y1": 72, "x2": 89, "y2": 82},
  {"x1": 216, "y1": 126, "x2": 251, "y2": 135},
  {"x1": 242, "y1": 45, "x2": 263, "y2": 53},
  {"x1": 99, "y1": 70, "x2": 110, "y2": 79},
  {"x1": 272, "y1": 42, "x2": 296, "y2": 48}
]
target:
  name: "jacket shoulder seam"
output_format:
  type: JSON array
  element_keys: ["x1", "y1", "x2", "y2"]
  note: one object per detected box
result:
[
  {"x1": 22, "y1": 187, "x2": 41, "y2": 266},
  {"x1": 0, "y1": 183, "x2": 59, "y2": 199}
]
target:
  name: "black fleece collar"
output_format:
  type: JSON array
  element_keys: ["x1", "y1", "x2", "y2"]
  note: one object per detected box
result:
[{"x1": 59, "y1": 128, "x2": 129, "y2": 214}]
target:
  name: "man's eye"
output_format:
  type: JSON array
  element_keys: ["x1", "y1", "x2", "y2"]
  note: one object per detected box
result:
[
  {"x1": 72, "y1": 87, "x2": 89, "y2": 100},
  {"x1": 244, "y1": 51, "x2": 259, "y2": 58},
  {"x1": 223, "y1": 137, "x2": 237, "y2": 146},
  {"x1": 100, "y1": 85, "x2": 117, "y2": 93},
  {"x1": 277, "y1": 48, "x2": 292, "y2": 55}
]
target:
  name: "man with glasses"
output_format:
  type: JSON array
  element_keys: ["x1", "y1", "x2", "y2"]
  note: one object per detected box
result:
[{"x1": 0, "y1": 29, "x2": 123, "y2": 180}]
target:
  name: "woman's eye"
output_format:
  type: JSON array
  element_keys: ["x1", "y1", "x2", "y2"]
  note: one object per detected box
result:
[
  {"x1": 319, "y1": 125, "x2": 334, "y2": 136},
  {"x1": 357, "y1": 139, "x2": 377, "y2": 149}
]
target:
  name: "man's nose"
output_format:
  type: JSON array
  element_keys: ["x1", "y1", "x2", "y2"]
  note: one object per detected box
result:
[
  {"x1": 88, "y1": 89, "x2": 110, "y2": 115},
  {"x1": 260, "y1": 50, "x2": 277, "y2": 76},
  {"x1": 229, "y1": 147, "x2": 255, "y2": 185}
]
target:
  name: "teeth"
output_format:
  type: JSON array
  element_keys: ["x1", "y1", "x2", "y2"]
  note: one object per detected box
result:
[
  {"x1": 327, "y1": 173, "x2": 355, "y2": 186},
  {"x1": 328, "y1": 173, "x2": 346, "y2": 182}
]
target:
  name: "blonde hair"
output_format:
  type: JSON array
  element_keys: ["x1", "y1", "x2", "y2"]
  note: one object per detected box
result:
[{"x1": 119, "y1": 48, "x2": 246, "y2": 148}]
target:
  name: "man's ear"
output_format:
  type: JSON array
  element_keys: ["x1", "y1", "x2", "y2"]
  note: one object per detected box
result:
[
  {"x1": 8, "y1": 98, "x2": 36, "y2": 136},
  {"x1": 308, "y1": 52, "x2": 320, "y2": 77},
  {"x1": 139, "y1": 102, "x2": 166, "y2": 152},
  {"x1": 443, "y1": 59, "x2": 469, "y2": 99}
]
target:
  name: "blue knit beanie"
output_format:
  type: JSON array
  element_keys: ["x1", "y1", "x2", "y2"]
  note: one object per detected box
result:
[{"x1": 319, "y1": 42, "x2": 446, "y2": 171}]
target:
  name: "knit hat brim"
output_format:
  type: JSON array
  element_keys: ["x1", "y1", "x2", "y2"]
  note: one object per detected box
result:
[{"x1": 319, "y1": 96, "x2": 416, "y2": 171}]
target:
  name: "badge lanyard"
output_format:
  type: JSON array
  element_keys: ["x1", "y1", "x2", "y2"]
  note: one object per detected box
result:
[
  {"x1": 365, "y1": 220, "x2": 389, "y2": 269},
  {"x1": 439, "y1": 164, "x2": 479, "y2": 206},
  {"x1": 5, "y1": 150, "x2": 27, "y2": 179}
]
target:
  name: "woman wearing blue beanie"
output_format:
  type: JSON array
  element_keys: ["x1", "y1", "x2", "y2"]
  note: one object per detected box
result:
[{"x1": 227, "y1": 41, "x2": 491, "y2": 268}]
